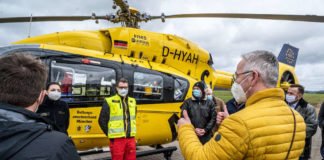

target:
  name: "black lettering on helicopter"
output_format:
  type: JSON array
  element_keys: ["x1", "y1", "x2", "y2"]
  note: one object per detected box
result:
[
  {"x1": 73, "y1": 115, "x2": 97, "y2": 119},
  {"x1": 73, "y1": 110, "x2": 97, "y2": 122},
  {"x1": 133, "y1": 34, "x2": 147, "y2": 40},
  {"x1": 132, "y1": 34, "x2": 149, "y2": 46},
  {"x1": 77, "y1": 110, "x2": 93, "y2": 115},
  {"x1": 162, "y1": 46, "x2": 199, "y2": 64},
  {"x1": 77, "y1": 120, "x2": 93, "y2": 123}
]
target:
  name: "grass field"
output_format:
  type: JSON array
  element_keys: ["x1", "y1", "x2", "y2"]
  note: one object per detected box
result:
[{"x1": 214, "y1": 90, "x2": 324, "y2": 107}]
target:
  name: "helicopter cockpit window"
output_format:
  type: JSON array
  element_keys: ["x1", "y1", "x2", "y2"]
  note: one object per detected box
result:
[
  {"x1": 50, "y1": 61, "x2": 116, "y2": 103},
  {"x1": 174, "y1": 78, "x2": 188, "y2": 101},
  {"x1": 133, "y1": 72, "x2": 163, "y2": 100}
]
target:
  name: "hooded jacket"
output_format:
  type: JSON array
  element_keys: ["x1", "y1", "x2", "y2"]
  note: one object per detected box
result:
[
  {"x1": 178, "y1": 88, "x2": 306, "y2": 160},
  {"x1": 0, "y1": 102, "x2": 79, "y2": 160},
  {"x1": 180, "y1": 95, "x2": 216, "y2": 144}
]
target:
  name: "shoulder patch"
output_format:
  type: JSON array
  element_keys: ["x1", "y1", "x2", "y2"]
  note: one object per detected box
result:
[
  {"x1": 58, "y1": 111, "x2": 66, "y2": 115},
  {"x1": 112, "y1": 100, "x2": 120, "y2": 103},
  {"x1": 214, "y1": 133, "x2": 222, "y2": 142},
  {"x1": 40, "y1": 112, "x2": 50, "y2": 117}
]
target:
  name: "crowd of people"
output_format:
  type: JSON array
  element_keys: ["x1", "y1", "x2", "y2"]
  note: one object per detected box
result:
[
  {"x1": 178, "y1": 50, "x2": 323, "y2": 160},
  {"x1": 0, "y1": 51, "x2": 324, "y2": 160}
]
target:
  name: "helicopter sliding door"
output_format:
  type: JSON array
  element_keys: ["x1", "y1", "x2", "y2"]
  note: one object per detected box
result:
[
  {"x1": 121, "y1": 64, "x2": 189, "y2": 145},
  {"x1": 49, "y1": 58, "x2": 120, "y2": 105},
  {"x1": 49, "y1": 56, "x2": 122, "y2": 150},
  {"x1": 132, "y1": 72, "x2": 165, "y2": 102}
]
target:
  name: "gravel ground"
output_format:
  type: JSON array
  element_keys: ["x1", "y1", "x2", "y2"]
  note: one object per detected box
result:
[{"x1": 82, "y1": 128, "x2": 323, "y2": 160}]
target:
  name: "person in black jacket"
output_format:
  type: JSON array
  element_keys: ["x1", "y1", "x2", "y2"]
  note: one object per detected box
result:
[
  {"x1": 0, "y1": 53, "x2": 79, "y2": 160},
  {"x1": 180, "y1": 81, "x2": 216, "y2": 144},
  {"x1": 318, "y1": 102, "x2": 324, "y2": 160},
  {"x1": 286, "y1": 84, "x2": 317, "y2": 160},
  {"x1": 226, "y1": 98, "x2": 245, "y2": 115},
  {"x1": 37, "y1": 82, "x2": 70, "y2": 135}
]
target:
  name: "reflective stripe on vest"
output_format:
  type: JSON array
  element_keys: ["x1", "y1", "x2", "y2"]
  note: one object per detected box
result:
[{"x1": 106, "y1": 95, "x2": 136, "y2": 138}]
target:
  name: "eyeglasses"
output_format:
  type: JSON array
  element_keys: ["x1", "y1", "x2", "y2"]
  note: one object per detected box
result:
[{"x1": 232, "y1": 70, "x2": 253, "y2": 83}]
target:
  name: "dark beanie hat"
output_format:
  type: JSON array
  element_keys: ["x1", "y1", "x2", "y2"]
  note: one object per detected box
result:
[{"x1": 193, "y1": 81, "x2": 206, "y2": 95}]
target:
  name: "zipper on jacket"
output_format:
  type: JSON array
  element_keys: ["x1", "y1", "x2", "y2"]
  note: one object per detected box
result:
[{"x1": 123, "y1": 97, "x2": 128, "y2": 137}]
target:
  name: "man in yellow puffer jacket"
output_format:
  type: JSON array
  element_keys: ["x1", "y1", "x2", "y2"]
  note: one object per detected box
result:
[{"x1": 178, "y1": 50, "x2": 306, "y2": 160}]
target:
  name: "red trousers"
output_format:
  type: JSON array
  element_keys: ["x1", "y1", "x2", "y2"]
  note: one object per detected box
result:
[{"x1": 109, "y1": 137, "x2": 136, "y2": 160}]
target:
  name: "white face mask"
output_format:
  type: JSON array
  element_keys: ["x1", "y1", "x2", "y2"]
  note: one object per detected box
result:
[
  {"x1": 117, "y1": 88, "x2": 128, "y2": 97},
  {"x1": 207, "y1": 95, "x2": 213, "y2": 100},
  {"x1": 286, "y1": 94, "x2": 296, "y2": 103},
  {"x1": 231, "y1": 82, "x2": 247, "y2": 104},
  {"x1": 48, "y1": 91, "x2": 61, "y2": 101}
]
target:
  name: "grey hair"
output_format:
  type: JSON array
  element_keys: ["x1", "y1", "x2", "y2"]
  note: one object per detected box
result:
[{"x1": 241, "y1": 50, "x2": 279, "y2": 87}]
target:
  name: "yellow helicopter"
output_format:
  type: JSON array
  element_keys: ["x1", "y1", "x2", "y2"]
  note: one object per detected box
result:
[{"x1": 0, "y1": 0, "x2": 321, "y2": 155}]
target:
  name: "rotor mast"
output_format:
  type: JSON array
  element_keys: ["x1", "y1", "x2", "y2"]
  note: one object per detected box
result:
[{"x1": 111, "y1": 0, "x2": 150, "y2": 28}]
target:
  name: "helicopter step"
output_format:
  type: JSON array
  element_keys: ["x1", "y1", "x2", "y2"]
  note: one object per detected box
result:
[{"x1": 78, "y1": 147, "x2": 110, "y2": 156}]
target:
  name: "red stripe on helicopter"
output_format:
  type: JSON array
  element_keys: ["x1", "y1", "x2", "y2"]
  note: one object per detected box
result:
[{"x1": 114, "y1": 40, "x2": 128, "y2": 49}]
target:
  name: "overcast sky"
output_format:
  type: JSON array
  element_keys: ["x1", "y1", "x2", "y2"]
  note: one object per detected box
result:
[{"x1": 1, "y1": 0, "x2": 324, "y2": 91}]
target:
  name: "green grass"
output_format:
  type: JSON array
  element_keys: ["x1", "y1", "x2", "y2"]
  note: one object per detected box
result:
[
  {"x1": 214, "y1": 90, "x2": 324, "y2": 107},
  {"x1": 303, "y1": 93, "x2": 324, "y2": 107},
  {"x1": 214, "y1": 90, "x2": 234, "y2": 103}
]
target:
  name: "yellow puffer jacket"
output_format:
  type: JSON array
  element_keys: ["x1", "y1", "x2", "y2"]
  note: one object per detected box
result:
[{"x1": 179, "y1": 88, "x2": 306, "y2": 160}]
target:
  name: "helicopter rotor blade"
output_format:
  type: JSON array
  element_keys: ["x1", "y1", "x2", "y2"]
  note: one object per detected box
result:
[
  {"x1": 0, "y1": 16, "x2": 109, "y2": 23},
  {"x1": 151, "y1": 13, "x2": 324, "y2": 23},
  {"x1": 3, "y1": 13, "x2": 324, "y2": 26}
]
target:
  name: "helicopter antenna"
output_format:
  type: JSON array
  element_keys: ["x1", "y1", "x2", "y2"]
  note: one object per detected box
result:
[{"x1": 28, "y1": 14, "x2": 32, "y2": 38}]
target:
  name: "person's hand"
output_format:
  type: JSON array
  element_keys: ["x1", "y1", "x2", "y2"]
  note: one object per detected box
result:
[
  {"x1": 177, "y1": 110, "x2": 191, "y2": 128},
  {"x1": 194, "y1": 128, "x2": 205, "y2": 136},
  {"x1": 195, "y1": 128, "x2": 200, "y2": 135},
  {"x1": 216, "y1": 105, "x2": 229, "y2": 125},
  {"x1": 198, "y1": 128, "x2": 206, "y2": 136}
]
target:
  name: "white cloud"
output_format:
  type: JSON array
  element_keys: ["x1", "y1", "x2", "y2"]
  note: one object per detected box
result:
[{"x1": 1, "y1": 0, "x2": 324, "y2": 90}]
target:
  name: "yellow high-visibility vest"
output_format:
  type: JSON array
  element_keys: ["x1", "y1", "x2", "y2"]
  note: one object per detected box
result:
[{"x1": 105, "y1": 94, "x2": 136, "y2": 138}]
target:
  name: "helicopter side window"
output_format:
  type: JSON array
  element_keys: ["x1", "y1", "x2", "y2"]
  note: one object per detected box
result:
[
  {"x1": 50, "y1": 61, "x2": 116, "y2": 103},
  {"x1": 174, "y1": 78, "x2": 188, "y2": 101},
  {"x1": 133, "y1": 72, "x2": 163, "y2": 100}
]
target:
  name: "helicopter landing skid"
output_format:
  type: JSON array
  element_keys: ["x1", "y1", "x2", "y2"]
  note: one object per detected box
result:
[
  {"x1": 136, "y1": 146, "x2": 177, "y2": 160},
  {"x1": 93, "y1": 145, "x2": 178, "y2": 160}
]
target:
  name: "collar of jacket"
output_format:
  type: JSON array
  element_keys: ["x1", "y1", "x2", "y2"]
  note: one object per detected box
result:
[
  {"x1": 40, "y1": 96, "x2": 57, "y2": 107},
  {"x1": 297, "y1": 98, "x2": 308, "y2": 108},
  {"x1": 246, "y1": 88, "x2": 285, "y2": 107},
  {"x1": 117, "y1": 94, "x2": 128, "y2": 101},
  {"x1": 0, "y1": 102, "x2": 50, "y2": 124}
]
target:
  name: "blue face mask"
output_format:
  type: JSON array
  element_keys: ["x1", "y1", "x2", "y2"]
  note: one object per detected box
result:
[
  {"x1": 192, "y1": 89, "x2": 202, "y2": 98},
  {"x1": 207, "y1": 95, "x2": 213, "y2": 100}
]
